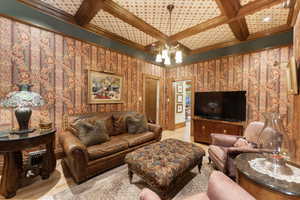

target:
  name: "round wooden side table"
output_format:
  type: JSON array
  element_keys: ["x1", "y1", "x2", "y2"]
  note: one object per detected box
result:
[
  {"x1": 236, "y1": 153, "x2": 300, "y2": 200},
  {"x1": 0, "y1": 129, "x2": 56, "y2": 199}
]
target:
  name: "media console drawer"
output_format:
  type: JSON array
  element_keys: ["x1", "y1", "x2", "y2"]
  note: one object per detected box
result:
[{"x1": 193, "y1": 117, "x2": 244, "y2": 144}]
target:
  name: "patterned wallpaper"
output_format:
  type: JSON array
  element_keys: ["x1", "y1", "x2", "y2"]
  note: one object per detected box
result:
[
  {"x1": 166, "y1": 46, "x2": 294, "y2": 135},
  {"x1": 0, "y1": 17, "x2": 166, "y2": 152},
  {"x1": 293, "y1": 12, "x2": 300, "y2": 163}
]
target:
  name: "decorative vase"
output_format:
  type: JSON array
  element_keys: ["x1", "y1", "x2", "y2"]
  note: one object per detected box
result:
[{"x1": 258, "y1": 112, "x2": 294, "y2": 175}]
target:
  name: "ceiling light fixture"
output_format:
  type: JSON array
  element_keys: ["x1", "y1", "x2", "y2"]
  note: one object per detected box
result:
[
  {"x1": 262, "y1": 16, "x2": 271, "y2": 22},
  {"x1": 155, "y1": 4, "x2": 183, "y2": 66}
]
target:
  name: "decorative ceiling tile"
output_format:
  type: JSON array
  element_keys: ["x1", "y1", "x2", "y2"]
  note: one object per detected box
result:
[
  {"x1": 40, "y1": 0, "x2": 83, "y2": 15},
  {"x1": 245, "y1": 4, "x2": 289, "y2": 34},
  {"x1": 112, "y1": 0, "x2": 221, "y2": 36},
  {"x1": 91, "y1": 10, "x2": 157, "y2": 46},
  {"x1": 179, "y1": 24, "x2": 236, "y2": 50}
]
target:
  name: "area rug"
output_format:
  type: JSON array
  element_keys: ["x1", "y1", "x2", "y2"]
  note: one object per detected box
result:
[{"x1": 46, "y1": 157, "x2": 213, "y2": 200}]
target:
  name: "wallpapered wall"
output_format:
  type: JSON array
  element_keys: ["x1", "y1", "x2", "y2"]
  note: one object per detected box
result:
[
  {"x1": 0, "y1": 17, "x2": 166, "y2": 153},
  {"x1": 293, "y1": 12, "x2": 300, "y2": 163},
  {"x1": 166, "y1": 46, "x2": 294, "y2": 135}
]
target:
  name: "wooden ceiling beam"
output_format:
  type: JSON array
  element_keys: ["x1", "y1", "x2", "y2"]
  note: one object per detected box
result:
[
  {"x1": 215, "y1": 0, "x2": 249, "y2": 41},
  {"x1": 290, "y1": 0, "x2": 300, "y2": 26},
  {"x1": 75, "y1": 0, "x2": 168, "y2": 42},
  {"x1": 168, "y1": 16, "x2": 228, "y2": 42},
  {"x1": 99, "y1": 0, "x2": 168, "y2": 42},
  {"x1": 75, "y1": 0, "x2": 105, "y2": 26},
  {"x1": 18, "y1": 0, "x2": 147, "y2": 52},
  {"x1": 169, "y1": 0, "x2": 286, "y2": 42}
]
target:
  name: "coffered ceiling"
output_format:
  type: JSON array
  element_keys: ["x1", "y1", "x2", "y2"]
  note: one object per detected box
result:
[
  {"x1": 180, "y1": 24, "x2": 236, "y2": 50},
  {"x1": 91, "y1": 10, "x2": 157, "y2": 45},
  {"x1": 245, "y1": 4, "x2": 290, "y2": 33},
  {"x1": 112, "y1": 0, "x2": 221, "y2": 36},
  {"x1": 20, "y1": 0, "x2": 296, "y2": 55}
]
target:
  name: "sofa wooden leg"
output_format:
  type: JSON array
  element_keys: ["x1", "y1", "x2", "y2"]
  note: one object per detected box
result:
[
  {"x1": 208, "y1": 157, "x2": 211, "y2": 164},
  {"x1": 128, "y1": 170, "x2": 133, "y2": 183}
]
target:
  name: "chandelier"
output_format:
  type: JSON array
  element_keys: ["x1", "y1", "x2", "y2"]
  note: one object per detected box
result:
[{"x1": 155, "y1": 4, "x2": 183, "y2": 65}]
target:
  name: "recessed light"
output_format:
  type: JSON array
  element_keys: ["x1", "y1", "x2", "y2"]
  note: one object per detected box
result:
[{"x1": 262, "y1": 16, "x2": 271, "y2": 22}]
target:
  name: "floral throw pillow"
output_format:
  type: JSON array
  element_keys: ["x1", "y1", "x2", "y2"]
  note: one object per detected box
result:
[
  {"x1": 75, "y1": 120, "x2": 110, "y2": 147},
  {"x1": 126, "y1": 113, "x2": 148, "y2": 134}
]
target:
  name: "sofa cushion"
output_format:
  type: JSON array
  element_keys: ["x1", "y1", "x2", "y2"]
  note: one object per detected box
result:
[
  {"x1": 233, "y1": 138, "x2": 253, "y2": 148},
  {"x1": 112, "y1": 112, "x2": 134, "y2": 135},
  {"x1": 74, "y1": 120, "x2": 110, "y2": 147},
  {"x1": 116, "y1": 132, "x2": 155, "y2": 147},
  {"x1": 87, "y1": 136, "x2": 128, "y2": 160},
  {"x1": 70, "y1": 113, "x2": 114, "y2": 136},
  {"x1": 126, "y1": 113, "x2": 148, "y2": 134}
]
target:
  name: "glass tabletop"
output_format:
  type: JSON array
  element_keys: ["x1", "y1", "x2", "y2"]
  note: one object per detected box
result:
[
  {"x1": 235, "y1": 153, "x2": 300, "y2": 197},
  {"x1": 0, "y1": 128, "x2": 56, "y2": 141}
]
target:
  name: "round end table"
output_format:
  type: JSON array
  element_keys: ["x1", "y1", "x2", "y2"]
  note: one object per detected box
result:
[
  {"x1": 0, "y1": 129, "x2": 57, "y2": 198},
  {"x1": 235, "y1": 153, "x2": 300, "y2": 200}
]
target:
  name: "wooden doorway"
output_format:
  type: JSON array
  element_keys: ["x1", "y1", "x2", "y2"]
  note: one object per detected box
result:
[
  {"x1": 167, "y1": 77, "x2": 195, "y2": 131},
  {"x1": 144, "y1": 75, "x2": 160, "y2": 124}
]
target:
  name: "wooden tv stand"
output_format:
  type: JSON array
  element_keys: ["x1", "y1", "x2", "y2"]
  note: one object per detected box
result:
[{"x1": 192, "y1": 116, "x2": 245, "y2": 144}]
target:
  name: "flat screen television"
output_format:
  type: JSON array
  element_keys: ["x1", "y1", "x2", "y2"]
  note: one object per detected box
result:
[{"x1": 194, "y1": 91, "x2": 246, "y2": 122}]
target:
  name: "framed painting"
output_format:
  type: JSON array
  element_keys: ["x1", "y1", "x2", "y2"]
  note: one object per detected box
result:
[
  {"x1": 176, "y1": 104, "x2": 183, "y2": 113},
  {"x1": 176, "y1": 94, "x2": 183, "y2": 103},
  {"x1": 286, "y1": 57, "x2": 298, "y2": 95},
  {"x1": 177, "y1": 83, "x2": 183, "y2": 93},
  {"x1": 88, "y1": 70, "x2": 123, "y2": 104}
]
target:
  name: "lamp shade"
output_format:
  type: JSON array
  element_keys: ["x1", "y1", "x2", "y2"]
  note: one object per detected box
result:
[
  {"x1": 1, "y1": 84, "x2": 44, "y2": 108},
  {"x1": 175, "y1": 50, "x2": 183, "y2": 63},
  {"x1": 155, "y1": 53, "x2": 163, "y2": 62},
  {"x1": 164, "y1": 56, "x2": 171, "y2": 65}
]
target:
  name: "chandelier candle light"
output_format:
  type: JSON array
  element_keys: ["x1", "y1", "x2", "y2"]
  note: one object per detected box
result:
[
  {"x1": 155, "y1": 4, "x2": 183, "y2": 65},
  {"x1": 0, "y1": 84, "x2": 44, "y2": 134}
]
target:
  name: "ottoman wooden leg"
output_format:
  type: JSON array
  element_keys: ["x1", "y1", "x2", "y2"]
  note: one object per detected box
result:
[
  {"x1": 198, "y1": 157, "x2": 203, "y2": 173},
  {"x1": 208, "y1": 156, "x2": 211, "y2": 163},
  {"x1": 128, "y1": 169, "x2": 133, "y2": 183}
]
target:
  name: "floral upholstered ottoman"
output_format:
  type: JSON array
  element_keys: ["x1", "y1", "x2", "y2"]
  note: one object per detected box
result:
[{"x1": 125, "y1": 138, "x2": 205, "y2": 192}]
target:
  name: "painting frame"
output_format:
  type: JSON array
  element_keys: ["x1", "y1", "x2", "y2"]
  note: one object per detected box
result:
[
  {"x1": 177, "y1": 83, "x2": 183, "y2": 93},
  {"x1": 176, "y1": 94, "x2": 183, "y2": 103},
  {"x1": 286, "y1": 57, "x2": 298, "y2": 95},
  {"x1": 88, "y1": 70, "x2": 123, "y2": 104},
  {"x1": 176, "y1": 104, "x2": 183, "y2": 113}
]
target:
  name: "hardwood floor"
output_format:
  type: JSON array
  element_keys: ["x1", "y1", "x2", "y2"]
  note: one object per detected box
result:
[{"x1": 0, "y1": 123, "x2": 208, "y2": 200}]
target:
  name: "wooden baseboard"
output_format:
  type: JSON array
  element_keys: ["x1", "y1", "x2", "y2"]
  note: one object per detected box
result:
[{"x1": 175, "y1": 122, "x2": 186, "y2": 129}]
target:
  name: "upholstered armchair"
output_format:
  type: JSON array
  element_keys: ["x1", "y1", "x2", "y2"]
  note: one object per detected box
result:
[
  {"x1": 208, "y1": 121, "x2": 264, "y2": 177},
  {"x1": 139, "y1": 171, "x2": 255, "y2": 200}
]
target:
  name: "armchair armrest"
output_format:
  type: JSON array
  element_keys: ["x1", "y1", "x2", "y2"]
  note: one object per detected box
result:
[
  {"x1": 211, "y1": 133, "x2": 241, "y2": 147},
  {"x1": 207, "y1": 171, "x2": 255, "y2": 200},
  {"x1": 139, "y1": 188, "x2": 161, "y2": 200},
  {"x1": 148, "y1": 123, "x2": 162, "y2": 141},
  {"x1": 227, "y1": 146, "x2": 262, "y2": 157}
]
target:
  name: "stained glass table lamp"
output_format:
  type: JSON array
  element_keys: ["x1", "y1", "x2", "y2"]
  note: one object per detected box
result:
[{"x1": 0, "y1": 84, "x2": 44, "y2": 134}]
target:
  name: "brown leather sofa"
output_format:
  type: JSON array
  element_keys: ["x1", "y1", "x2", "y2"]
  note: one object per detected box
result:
[{"x1": 59, "y1": 112, "x2": 162, "y2": 184}]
